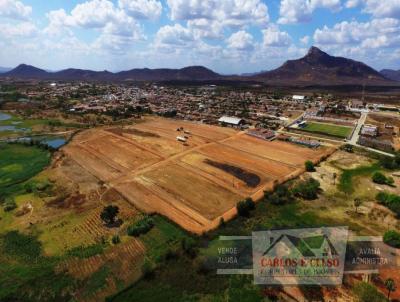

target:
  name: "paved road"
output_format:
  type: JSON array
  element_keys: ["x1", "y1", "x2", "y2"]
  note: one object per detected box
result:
[{"x1": 349, "y1": 112, "x2": 367, "y2": 145}]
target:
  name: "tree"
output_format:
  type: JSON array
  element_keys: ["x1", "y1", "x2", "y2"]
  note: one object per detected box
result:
[
  {"x1": 383, "y1": 230, "x2": 400, "y2": 248},
  {"x1": 292, "y1": 178, "x2": 321, "y2": 200},
  {"x1": 354, "y1": 198, "x2": 362, "y2": 213},
  {"x1": 100, "y1": 205, "x2": 119, "y2": 225},
  {"x1": 305, "y1": 160, "x2": 315, "y2": 172},
  {"x1": 236, "y1": 198, "x2": 255, "y2": 217},
  {"x1": 265, "y1": 184, "x2": 294, "y2": 205},
  {"x1": 111, "y1": 235, "x2": 120, "y2": 245},
  {"x1": 3, "y1": 197, "x2": 17, "y2": 212},
  {"x1": 385, "y1": 278, "x2": 396, "y2": 300},
  {"x1": 372, "y1": 172, "x2": 388, "y2": 185}
]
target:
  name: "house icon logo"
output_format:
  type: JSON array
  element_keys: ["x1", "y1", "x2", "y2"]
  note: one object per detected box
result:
[{"x1": 263, "y1": 234, "x2": 339, "y2": 258}]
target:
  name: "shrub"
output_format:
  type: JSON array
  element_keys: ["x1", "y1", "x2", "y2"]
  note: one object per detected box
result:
[
  {"x1": 383, "y1": 230, "x2": 400, "y2": 248},
  {"x1": 372, "y1": 172, "x2": 387, "y2": 184},
  {"x1": 127, "y1": 216, "x2": 154, "y2": 237},
  {"x1": 181, "y1": 237, "x2": 198, "y2": 258},
  {"x1": 3, "y1": 197, "x2": 17, "y2": 212},
  {"x1": 111, "y1": 235, "x2": 120, "y2": 245},
  {"x1": 375, "y1": 192, "x2": 400, "y2": 217},
  {"x1": 236, "y1": 198, "x2": 255, "y2": 217},
  {"x1": 292, "y1": 178, "x2": 320, "y2": 200},
  {"x1": 265, "y1": 184, "x2": 294, "y2": 205},
  {"x1": 141, "y1": 259, "x2": 155, "y2": 279},
  {"x1": 353, "y1": 282, "x2": 388, "y2": 302},
  {"x1": 305, "y1": 160, "x2": 315, "y2": 172}
]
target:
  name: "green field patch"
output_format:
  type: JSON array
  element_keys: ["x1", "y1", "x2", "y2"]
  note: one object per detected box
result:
[
  {"x1": 1, "y1": 163, "x2": 23, "y2": 173},
  {"x1": 0, "y1": 143, "x2": 50, "y2": 198},
  {"x1": 0, "y1": 231, "x2": 77, "y2": 301},
  {"x1": 337, "y1": 162, "x2": 381, "y2": 194},
  {"x1": 140, "y1": 216, "x2": 190, "y2": 263},
  {"x1": 300, "y1": 122, "x2": 353, "y2": 138}
]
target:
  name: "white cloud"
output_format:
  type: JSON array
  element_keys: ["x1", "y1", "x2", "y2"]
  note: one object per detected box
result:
[
  {"x1": 278, "y1": 0, "x2": 341, "y2": 24},
  {"x1": 300, "y1": 35, "x2": 310, "y2": 44},
  {"x1": 154, "y1": 24, "x2": 195, "y2": 49},
  {"x1": 314, "y1": 18, "x2": 400, "y2": 48},
  {"x1": 44, "y1": 0, "x2": 145, "y2": 53},
  {"x1": 227, "y1": 30, "x2": 254, "y2": 51},
  {"x1": 363, "y1": 0, "x2": 400, "y2": 19},
  {"x1": 118, "y1": 0, "x2": 162, "y2": 20},
  {"x1": 0, "y1": 0, "x2": 32, "y2": 20},
  {"x1": 0, "y1": 22, "x2": 37, "y2": 38},
  {"x1": 187, "y1": 19, "x2": 224, "y2": 39},
  {"x1": 262, "y1": 25, "x2": 292, "y2": 47},
  {"x1": 345, "y1": 0, "x2": 361, "y2": 8},
  {"x1": 68, "y1": 0, "x2": 118, "y2": 29},
  {"x1": 166, "y1": 0, "x2": 269, "y2": 27}
]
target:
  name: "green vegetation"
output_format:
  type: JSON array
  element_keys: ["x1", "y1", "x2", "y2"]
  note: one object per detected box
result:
[
  {"x1": 338, "y1": 162, "x2": 381, "y2": 194},
  {"x1": 112, "y1": 235, "x2": 121, "y2": 245},
  {"x1": 82, "y1": 266, "x2": 110, "y2": 297},
  {"x1": 353, "y1": 282, "x2": 388, "y2": 302},
  {"x1": 0, "y1": 143, "x2": 50, "y2": 198},
  {"x1": 292, "y1": 178, "x2": 321, "y2": 200},
  {"x1": 383, "y1": 230, "x2": 400, "y2": 248},
  {"x1": 371, "y1": 171, "x2": 394, "y2": 186},
  {"x1": 264, "y1": 184, "x2": 294, "y2": 205},
  {"x1": 236, "y1": 197, "x2": 256, "y2": 217},
  {"x1": 66, "y1": 242, "x2": 107, "y2": 259},
  {"x1": 127, "y1": 216, "x2": 155, "y2": 237},
  {"x1": 100, "y1": 205, "x2": 120, "y2": 225},
  {"x1": 376, "y1": 192, "x2": 400, "y2": 217},
  {"x1": 0, "y1": 231, "x2": 76, "y2": 301},
  {"x1": 305, "y1": 160, "x2": 315, "y2": 172},
  {"x1": 385, "y1": 278, "x2": 396, "y2": 300},
  {"x1": 301, "y1": 122, "x2": 353, "y2": 138},
  {"x1": 3, "y1": 197, "x2": 17, "y2": 212},
  {"x1": 140, "y1": 216, "x2": 190, "y2": 263}
]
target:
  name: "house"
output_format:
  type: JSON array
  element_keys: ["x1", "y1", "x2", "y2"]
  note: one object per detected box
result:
[
  {"x1": 361, "y1": 124, "x2": 378, "y2": 137},
  {"x1": 292, "y1": 95, "x2": 305, "y2": 101},
  {"x1": 218, "y1": 116, "x2": 245, "y2": 128},
  {"x1": 247, "y1": 128, "x2": 275, "y2": 141}
]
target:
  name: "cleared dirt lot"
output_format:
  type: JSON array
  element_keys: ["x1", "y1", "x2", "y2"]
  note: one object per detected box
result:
[{"x1": 63, "y1": 117, "x2": 334, "y2": 233}]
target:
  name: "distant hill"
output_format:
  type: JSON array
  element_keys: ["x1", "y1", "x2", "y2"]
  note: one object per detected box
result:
[
  {"x1": 0, "y1": 67, "x2": 12, "y2": 73},
  {"x1": 54, "y1": 69, "x2": 115, "y2": 81},
  {"x1": 2, "y1": 64, "x2": 220, "y2": 82},
  {"x1": 4, "y1": 64, "x2": 49, "y2": 78},
  {"x1": 380, "y1": 69, "x2": 400, "y2": 81},
  {"x1": 2, "y1": 48, "x2": 397, "y2": 86},
  {"x1": 115, "y1": 66, "x2": 220, "y2": 81},
  {"x1": 251, "y1": 46, "x2": 391, "y2": 85}
]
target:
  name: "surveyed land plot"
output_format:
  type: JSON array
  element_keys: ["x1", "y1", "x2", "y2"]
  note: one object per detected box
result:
[{"x1": 63, "y1": 117, "x2": 333, "y2": 233}]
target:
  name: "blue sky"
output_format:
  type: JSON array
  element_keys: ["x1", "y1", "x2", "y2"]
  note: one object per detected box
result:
[{"x1": 0, "y1": 0, "x2": 399, "y2": 74}]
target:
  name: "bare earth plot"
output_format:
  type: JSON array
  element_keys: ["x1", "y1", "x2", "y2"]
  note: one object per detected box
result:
[{"x1": 63, "y1": 117, "x2": 334, "y2": 234}]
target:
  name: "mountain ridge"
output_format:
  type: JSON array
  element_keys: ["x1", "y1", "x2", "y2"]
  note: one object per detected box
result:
[
  {"x1": 380, "y1": 69, "x2": 400, "y2": 81},
  {"x1": 2, "y1": 47, "x2": 397, "y2": 86},
  {"x1": 251, "y1": 46, "x2": 390, "y2": 85}
]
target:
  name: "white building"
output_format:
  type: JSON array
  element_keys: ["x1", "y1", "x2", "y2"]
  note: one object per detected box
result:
[
  {"x1": 292, "y1": 95, "x2": 305, "y2": 101},
  {"x1": 218, "y1": 116, "x2": 245, "y2": 127}
]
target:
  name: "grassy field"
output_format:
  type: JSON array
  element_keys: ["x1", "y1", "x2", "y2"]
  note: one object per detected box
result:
[
  {"x1": 301, "y1": 122, "x2": 353, "y2": 138},
  {"x1": 337, "y1": 163, "x2": 381, "y2": 194},
  {"x1": 0, "y1": 143, "x2": 51, "y2": 198}
]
